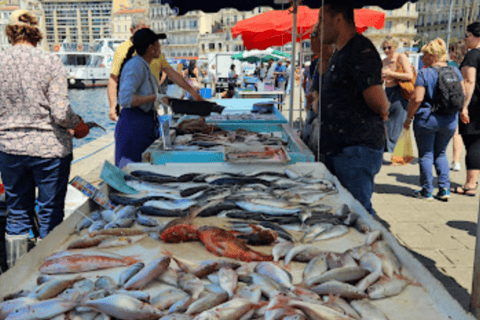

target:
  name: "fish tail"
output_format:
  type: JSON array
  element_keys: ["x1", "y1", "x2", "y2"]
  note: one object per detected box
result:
[{"x1": 267, "y1": 296, "x2": 290, "y2": 310}]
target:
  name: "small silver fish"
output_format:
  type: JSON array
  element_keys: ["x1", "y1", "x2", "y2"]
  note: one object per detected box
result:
[
  {"x1": 350, "y1": 299, "x2": 388, "y2": 320},
  {"x1": 136, "y1": 213, "x2": 159, "y2": 227},
  {"x1": 118, "y1": 262, "x2": 145, "y2": 288}
]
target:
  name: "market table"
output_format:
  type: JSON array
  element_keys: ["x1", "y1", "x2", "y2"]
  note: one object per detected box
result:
[{"x1": 238, "y1": 90, "x2": 286, "y2": 107}]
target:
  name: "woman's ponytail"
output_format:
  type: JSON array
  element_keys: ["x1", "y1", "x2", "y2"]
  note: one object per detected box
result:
[{"x1": 117, "y1": 46, "x2": 136, "y2": 97}]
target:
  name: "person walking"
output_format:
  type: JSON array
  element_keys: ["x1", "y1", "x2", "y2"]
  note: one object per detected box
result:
[
  {"x1": 0, "y1": 9, "x2": 90, "y2": 269},
  {"x1": 185, "y1": 60, "x2": 201, "y2": 99},
  {"x1": 274, "y1": 61, "x2": 287, "y2": 90},
  {"x1": 453, "y1": 22, "x2": 480, "y2": 196},
  {"x1": 403, "y1": 38, "x2": 464, "y2": 201},
  {"x1": 115, "y1": 28, "x2": 167, "y2": 168},
  {"x1": 449, "y1": 41, "x2": 468, "y2": 171},
  {"x1": 381, "y1": 36, "x2": 415, "y2": 153},
  {"x1": 317, "y1": 0, "x2": 390, "y2": 216},
  {"x1": 108, "y1": 16, "x2": 203, "y2": 122},
  {"x1": 208, "y1": 64, "x2": 217, "y2": 94}
]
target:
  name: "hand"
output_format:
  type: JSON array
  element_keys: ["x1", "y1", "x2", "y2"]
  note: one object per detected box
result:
[
  {"x1": 109, "y1": 108, "x2": 118, "y2": 122},
  {"x1": 403, "y1": 118, "x2": 412, "y2": 129},
  {"x1": 193, "y1": 91, "x2": 206, "y2": 101},
  {"x1": 381, "y1": 68, "x2": 392, "y2": 78},
  {"x1": 460, "y1": 109, "x2": 470, "y2": 124},
  {"x1": 155, "y1": 93, "x2": 168, "y2": 107}
]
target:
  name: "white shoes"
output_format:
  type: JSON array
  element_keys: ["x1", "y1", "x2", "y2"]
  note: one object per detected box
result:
[{"x1": 451, "y1": 162, "x2": 461, "y2": 171}]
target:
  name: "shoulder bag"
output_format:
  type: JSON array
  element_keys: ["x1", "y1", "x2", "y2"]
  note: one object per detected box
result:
[{"x1": 396, "y1": 55, "x2": 417, "y2": 101}]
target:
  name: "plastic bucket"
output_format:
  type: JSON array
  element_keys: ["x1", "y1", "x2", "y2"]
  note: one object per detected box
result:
[{"x1": 201, "y1": 88, "x2": 212, "y2": 99}]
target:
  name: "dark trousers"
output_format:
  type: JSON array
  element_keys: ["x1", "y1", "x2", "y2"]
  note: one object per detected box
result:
[
  {"x1": 0, "y1": 216, "x2": 7, "y2": 272},
  {"x1": 0, "y1": 151, "x2": 72, "y2": 239},
  {"x1": 115, "y1": 108, "x2": 159, "y2": 168},
  {"x1": 385, "y1": 86, "x2": 408, "y2": 153}
]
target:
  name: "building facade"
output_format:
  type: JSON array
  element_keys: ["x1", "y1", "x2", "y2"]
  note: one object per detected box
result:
[
  {"x1": 111, "y1": 7, "x2": 145, "y2": 39},
  {"x1": 363, "y1": 2, "x2": 418, "y2": 50},
  {"x1": 42, "y1": 0, "x2": 112, "y2": 50},
  {"x1": 0, "y1": 5, "x2": 19, "y2": 51},
  {"x1": 415, "y1": 0, "x2": 480, "y2": 45}
]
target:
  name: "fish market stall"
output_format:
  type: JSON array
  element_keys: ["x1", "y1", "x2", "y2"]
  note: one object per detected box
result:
[
  {"x1": 238, "y1": 90, "x2": 286, "y2": 105},
  {"x1": 0, "y1": 162, "x2": 474, "y2": 320}
]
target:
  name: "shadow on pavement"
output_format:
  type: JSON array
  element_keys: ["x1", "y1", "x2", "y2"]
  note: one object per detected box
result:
[
  {"x1": 407, "y1": 248, "x2": 471, "y2": 311},
  {"x1": 374, "y1": 183, "x2": 415, "y2": 196},
  {"x1": 447, "y1": 220, "x2": 477, "y2": 237},
  {"x1": 387, "y1": 173, "x2": 430, "y2": 187}
]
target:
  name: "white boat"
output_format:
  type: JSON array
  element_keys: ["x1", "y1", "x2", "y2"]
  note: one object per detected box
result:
[{"x1": 54, "y1": 39, "x2": 125, "y2": 89}]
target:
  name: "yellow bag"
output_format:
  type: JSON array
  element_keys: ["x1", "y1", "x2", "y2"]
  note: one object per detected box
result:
[{"x1": 391, "y1": 128, "x2": 414, "y2": 165}]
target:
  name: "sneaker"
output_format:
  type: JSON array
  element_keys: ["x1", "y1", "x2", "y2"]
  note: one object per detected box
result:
[
  {"x1": 413, "y1": 189, "x2": 433, "y2": 201},
  {"x1": 451, "y1": 162, "x2": 461, "y2": 171},
  {"x1": 436, "y1": 188, "x2": 450, "y2": 201}
]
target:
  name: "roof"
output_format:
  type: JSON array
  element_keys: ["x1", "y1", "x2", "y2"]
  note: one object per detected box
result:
[
  {"x1": 0, "y1": 6, "x2": 19, "y2": 11},
  {"x1": 116, "y1": 8, "x2": 146, "y2": 14}
]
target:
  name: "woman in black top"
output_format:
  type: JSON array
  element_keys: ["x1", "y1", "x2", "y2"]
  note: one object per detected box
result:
[
  {"x1": 453, "y1": 22, "x2": 480, "y2": 196},
  {"x1": 185, "y1": 60, "x2": 201, "y2": 96}
]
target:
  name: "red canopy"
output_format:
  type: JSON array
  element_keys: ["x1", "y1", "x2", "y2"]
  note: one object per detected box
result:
[{"x1": 232, "y1": 6, "x2": 385, "y2": 50}]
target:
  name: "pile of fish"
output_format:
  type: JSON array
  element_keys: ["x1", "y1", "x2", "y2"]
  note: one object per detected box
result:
[
  {"x1": 0, "y1": 169, "x2": 420, "y2": 319},
  {"x1": 206, "y1": 113, "x2": 279, "y2": 122}
]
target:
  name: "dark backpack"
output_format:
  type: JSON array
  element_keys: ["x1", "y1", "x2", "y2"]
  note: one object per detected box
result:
[{"x1": 430, "y1": 66, "x2": 464, "y2": 115}]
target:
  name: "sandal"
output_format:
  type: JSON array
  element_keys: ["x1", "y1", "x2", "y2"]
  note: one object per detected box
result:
[{"x1": 451, "y1": 184, "x2": 478, "y2": 197}]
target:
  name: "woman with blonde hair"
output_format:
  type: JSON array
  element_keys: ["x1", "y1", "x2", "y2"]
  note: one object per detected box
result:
[
  {"x1": 381, "y1": 36, "x2": 415, "y2": 153},
  {"x1": 403, "y1": 38, "x2": 463, "y2": 201},
  {"x1": 0, "y1": 9, "x2": 90, "y2": 269}
]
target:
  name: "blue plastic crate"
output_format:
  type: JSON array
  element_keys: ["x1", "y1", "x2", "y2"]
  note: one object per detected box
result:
[{"x1": 201, "y1": 88, "x2": 212, "y2": 99}]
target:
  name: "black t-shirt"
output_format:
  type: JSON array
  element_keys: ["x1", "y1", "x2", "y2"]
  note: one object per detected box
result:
[
  {"x1": 320, "y1": 34, "x2": 384, "y2": 156},
  {"x1": 460, "y1": 48, "x2": 480, "y2": 135}
]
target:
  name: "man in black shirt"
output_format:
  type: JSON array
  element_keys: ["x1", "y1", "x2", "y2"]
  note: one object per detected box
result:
[{"x1": 318, "y1": 0, "x2": 390, "y2": 216}]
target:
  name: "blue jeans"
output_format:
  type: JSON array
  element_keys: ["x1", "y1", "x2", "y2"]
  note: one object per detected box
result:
[
  {"x1": 325, "y1": 146, "x2": 383, "y2": 215},
  {"x1": 413, "y1": 108, "x2": 457, "y2": 193},
  {"x1": 115, "y1": 108, "x2": 159, "y2": 168},
  {"x1": 0, "y1": 152, "x2": 72, "y2": 238},
  {"x1": 385, "y1": 86, "x2": 408, "y2": 152}
]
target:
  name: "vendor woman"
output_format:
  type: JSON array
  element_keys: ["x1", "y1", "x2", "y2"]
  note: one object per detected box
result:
[{"x1": 116, "y1": 28, "x2": 167, "y2": 167}]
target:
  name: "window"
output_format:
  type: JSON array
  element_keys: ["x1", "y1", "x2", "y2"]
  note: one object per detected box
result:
[
  {"x1": 407, "y1": 21, "x2": 410, "y2": 29},
  {"x1": 218, "y1": 43, "x2": 222, "y2": 49},
  {"x1": 124, "y1": 25, "x2": 127, "y2": 32},
  {"x1": 202, "y1": 44, "x2": 205, "y2": 51},
  {"x1": 226, "y1": 17, "x2": 230, "y2": 25},
  {"x1": 407, "y1": 3, "x2": 410, "y2": 11},
  {"x1": 117, "y1": 25, "x2": 120, "y2": 32},
  {"x1": 209, "y1": 43, "x2": 215, "y2": 49},
  {"x1": 385, "y1": 21, "x2": 392, "y2": 31}
]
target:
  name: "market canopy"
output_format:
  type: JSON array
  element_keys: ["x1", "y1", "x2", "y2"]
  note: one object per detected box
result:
[
  {"x1": 232, "y1": 6, "x2": 384, "y2": 50},
  {"x1": 232, "y1": 49, "x2": 292, "y2": 63},
  {"x1": 162, "y1": 0, "x2": 419, "y2": 15}
]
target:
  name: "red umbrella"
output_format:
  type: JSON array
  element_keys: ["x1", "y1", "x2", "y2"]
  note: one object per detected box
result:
[{"x1": 232, "y1": 6, "x2": 385, "y2": 50}]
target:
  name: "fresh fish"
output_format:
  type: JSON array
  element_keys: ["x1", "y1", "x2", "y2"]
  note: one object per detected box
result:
[
  {"x1": 5, "y1": 298, "x2": 76, "y2": 320},
  {"x1": 39, "y1": 253, "x2": 140, "y2": 274},
  {"x1": 372, "y1": 241, "x2": 402, "y2": 278},
  {"x1": 291, "y1": 286, "x2": 321, "y2": 302},
  {"x1": 28, "y1": 276, "x2": 84, "y2": 300},
  {"x1": 89, "y1": 228, "x2": 145, "y2": 238},
  {"x1": 302, "y1": 253, "x2": 328, "y2": 284},
  {"x1": 88, "y1": 221, "x2": 107, "y2": 233},
  {"x1": 323, "y1": 296, "x2": 361, "y2": 320},
  {"x1": 85, "y1": 121, "x2": 106, "y2": 131},
  {"x1": 73, "y1": 278, "x2": 95, "y2": 293},
  {"x1": 143, "y1": 199, "x2": 197, "y2": 211},
  {"x1": 185, "y1": 292, "x2": 229, "y2": 315},
  {"x1": 305, "y1": 266, "x2": 369, "y2": 287},
  {"x1": 105, "y1": 218, "x2": 136, "y2": 229},
  {"x1": 160, "y1": 314, "x2": 193, "y2": 320},
  {"x1": 194, "y1": 298, "x2": 262, "y2": 320},
  {"x1": 209, "y1": 177, "x2": 272, "y2": 187},
  {"x1": 0, "y1": 298, "x2": 38, "y2": 320},
  {"x1": 36, "y1": 275, "x2": 53, "y2": 286},
  {"x1": 136, "y1": 213, "x2": 159, "y2": 227},
  {"x1": 268, "y1": 296, "x2": 353, "y2": 320},
  {"x1": 123, "y1": 256, "x2": 170, "y2": 290},
  {"x1": 272, "y1": 241, "x2": 294, "y2": 262},
  {"x1": 284, "y1": 169, "x2": 300, "y2": 180},
  {"x1": 82, "y1": 294, "x2": 163, "y2": 320},
  {"x1": 168, "y1": 298, "x2": 190, "y2": 314},
  {"x1": 75, "y1": 217, "x2": 93, "y2": 234},
  {"x1": 284, "y1": 244, "x2": 327, "y2": 265},
  {"x1": 300, "y1": 223, "x2": 333, "y2": 243},
  {"x1": 354, "y1": 217, "x2": 371, "y2": 233},
  {"x1": 151, "y1": 288, "x2": 190, "y2": 310},
  {"x1": 310, "y1": 225, "x2": 349, "y2": 242},
  {"x1": 356, "y1": 253, "x2": 383, "y2": 292},
  {"x1": 157, "y1": 267, "x2": 180, "y2": 287},
  {"x1": 125, "y1": 180, "x2": 180, "y2": 195},
  {"x1": 240, "y1": 273, "x2": 286, "y2": 299},
  {"x1": 139, "y1": 206, "x2": 187, "y2": 217},
  {"x1": 178, "y1": 273, "x2": 205, "y2": 300},
  {"x1": 367, "y1": 276, "x2": 411, "y2": 299},
  {"x1": 236, "y1": 201, "x2": 300, "y2": 215},
  {"x1": 115, "y1": 205, "x2": 137, "y2": 220},
  {"x1": 255, "y1": 262, "x2": 293, "y2": 289},
  {"x1": 235, "y1": 285, "x2": 262, "y2": 303},
  {"x1": 67, "y1": 236, "x2": 111, "y2": 250},
  {"x1": 364, "y1": 230, "x2": 382, "y2": 246},
  {"x1": 310, "y1": 280, "x2": 367, "y2": 299},
  {"x1": 94, "y1": 276, "x2": 116, "y2": 290},
  {"x1": 97, "y1": 235, "x2": 146, "y2": 249},
  {"x1": 218, "y1": 267, "x2": 238, "y2": 298},
  {"x1": 101, "y1": 210, "x2": 117, "y2": 223},
  {"x1": 350, "y1": 299, "x2": 388, "y2": 320}
]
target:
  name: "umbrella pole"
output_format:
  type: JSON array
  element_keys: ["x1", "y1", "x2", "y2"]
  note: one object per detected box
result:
[{"x1": 288, "y1": 0, "x2": 298, "y2": 128}]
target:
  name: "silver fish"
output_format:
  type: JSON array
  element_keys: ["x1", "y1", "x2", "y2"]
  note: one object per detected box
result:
[
  {"x1": 255, "y1": 262, "x2": 293, "y2": 289},
  {"x1": 94, "y1": 276, "x2": 116, "y2": 290},
  {"x1": 0, "y1": 298, "x2": 38, "y2": 320},
  {"x1": 28, "y1": 276, "x2": 83, "y2": 300},
  {"x1": 5, "y1": 298, "x2": 76, "y2": 320},
  {"x1": 160, "y1": 314, "x2": 193, "y2": 320},
  {"x1": 116, "y1": 205, "x2": 137, "y2": 220},
  {"x1": 101, "y1": 210, "x2": 117, "y2": 223},
  {"x1": 305, "y1": 266, "x2": 369, "y2": 287},
  {"x1": 218, "y1": 267, "x2": 238, "y2": 299},
  {"x1": 268, "y1": 296, "x2": 353, "y2": 320},
  {"x1": 372, "y1": 241, "x2": 402, "y2": 278},
  {"x1": 242, "y1": 273, "x2": 286, "y2": 299},
  {"x1": 310, "y1": 225, "x2": 349, "y2": 242},
  {"x1": 300, "y1": 223, "x2": 333, "y2": 243},
  {"x1": 310, "y1": 280, "x2": 367, "y2": 299},
  {"x1": 194, "y1": 298, "x2": 261, "y2": 320},
  {"x1": 356, "y1": 253, "x2": 383, "y2": 292},
  {"x1": 367, "y1": 276, "x2": 411, "y2": 299},
  {"x1": 302, "y1": 253, "x2": 328, "y2": 284},
  {"x1": 350, "y1": 299, "x2": 388, "y2": 320},
  {"x1": 82, "y1": 294, "x2": 163, "y2": 320},
  {"x1": 136, "y1": 213, "x2": 159, "y2": 227},
  {"x1": 88, "y1": 220, "x2": 106, "y2": 233},
  {"x1": 143, "y1": 199, "x2": 196, "y2": 211},
  {"x1": 158, "y1": 267, "x2": 180, "y2": 287},
  {"x1": 178, "y1": 273, "x2": 205, "y2": 300},
  {"x1": 105, "y1": 218, "x2": 136, "y2": 229},
  {"x1": 118, "y1": 262, "x2": 145, "y2": 287},
  {"x1": 151, "y1": 288, "x2": 190, "y2": 310},
  {"x1": 364, "y1": 230, "x2": 382, "y2": 246},
  {"x1": 124, "y1": 256, "x2": 170, "y2": 290},
  {"x1": 272, "y1": 241, "x2": 294, "y2": 262},
  {"x1": 75, "y1": 218, "x2": 93, "y2": 233},
  {"x1": 284, "y1": 244, "x2": 326, "y2": 265},
  {"x1": 185, "y1": 292, "x2": 229, "y2": 315},
  {"x1": 236, "y1": 201, "x2": 300, "y2": 215},
  {"x1": 323, "y1": 296, "x2": 361, "y2": 320},
  {"x1": 168, "y1": 298, "x2": 190, "y2": 314},
  {"x1": 234, "y1": 285, "x2": 262, "y2": 303}
]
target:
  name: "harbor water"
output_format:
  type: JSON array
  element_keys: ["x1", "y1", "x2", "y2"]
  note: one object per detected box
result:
[{"x1": 69, "y1": 88, "x2": 115, "y2": 149}]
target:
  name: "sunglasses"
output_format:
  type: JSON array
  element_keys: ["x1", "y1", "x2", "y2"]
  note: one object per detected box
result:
[
  {"x1": 310, "y1": 31, "x2": 318, "y2": 39},
  {"x1": 383, "y1": 46, "x2": 392, "y2": 50}
]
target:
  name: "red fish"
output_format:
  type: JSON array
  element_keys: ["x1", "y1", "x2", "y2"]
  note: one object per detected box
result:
[
  {"x1": 198, "y1": 226, "x2": 273, "y2": 262},
  {"x1": 161, "y1": 224, "x2": 199, "y2": 243},
  {"x1": 39, "y1": 254, "x2": 140, "y2": 274}
]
